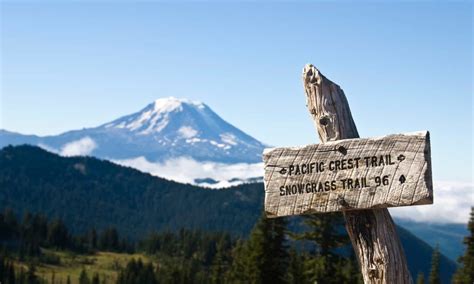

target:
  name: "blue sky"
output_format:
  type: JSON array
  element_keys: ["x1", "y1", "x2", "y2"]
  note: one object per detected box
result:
[{"x1": 1, "y1": 1, "x2": 472, "y2": 182}]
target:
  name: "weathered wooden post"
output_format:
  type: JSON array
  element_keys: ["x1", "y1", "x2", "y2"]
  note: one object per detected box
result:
[{"x1": 263, "y1": 64, "x2": 433, "y2": 283}]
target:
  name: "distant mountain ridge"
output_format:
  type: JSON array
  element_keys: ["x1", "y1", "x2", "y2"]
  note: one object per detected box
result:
[
  {"x1": 396, "y1": 218, "x2": 468, "y2": 261},
  {"x1": 0, "y1": 145, "x2": 459, "y2": 283},
  {"x1": 0, "y1": 97, "x2": 266, "y2": 187}
]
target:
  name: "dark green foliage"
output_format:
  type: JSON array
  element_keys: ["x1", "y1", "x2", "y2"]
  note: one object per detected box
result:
[
  {"x1": 0, "y1": 145, "x2": 263, "y2": 239},
  {"x1": 26, "y1": 262, "x2": 40, "y2": 284},
  {"x1": 453, "y1": 207, "x2": 474, "y2": 284},
  {"x1": 229, "y1": 215, "x2": 289, "y2": 283},
  {"x1": 79, "y1": 268, "x2": 90, "y2": 284},
  {"x1": 99, "y1": 227, "x2": 119, "y2": 252},
  {"x1": 92, "y1": 273, "x2": 100, "y2": 284},
  {"x1": 429, "y1": 245, "x2": 441, "y2": 284},
  {"x1": 210, "y1": 237, "x2": 231, "y2": 284},
  {"x1": 286, "y1": 249, "x2": 305, "y2": 284},
  {"x1": 47, "y1": 219, "x2": 70, "y2": 250},
  {"x1": 0, "y1": 208, "x2": 134, "y2": 266},
  {"x1": 89, "y1": 228, "x2": 98, "y2": 250},
  {"x1": 289, "y1": 213, "x2": 362, "y2": 283},
  {"x1": 117, "y1": 259, "x2": 158, "y2": 284},
  {"x1": 292, "y1": 213, "x2": 348, "y2": 257},
  {"x1": 0, "y1": 254, "x2": 17, "y2": 284},
  {"x1": 140, "y1": 229, "x2": 234, "y2": 283}
]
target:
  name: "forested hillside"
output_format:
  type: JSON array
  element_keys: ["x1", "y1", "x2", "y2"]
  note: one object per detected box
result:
[{"x1": 0, "y1": 145, "x2": 262, "y2": 237}]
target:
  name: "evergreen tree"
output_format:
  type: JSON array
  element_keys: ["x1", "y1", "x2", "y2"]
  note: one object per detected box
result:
[
  {"x1": 0, "y1": 255, "x2": 4, "y2": 283},
  {"x1": 26, "y1": 262, "x2": 39, "y2": 284},
  {"x1": 89, "y1": 228, "x2": 98, "y2": 250},
  {"x1": 0, "y1": 208, "x2": 18, "y2": 241},
  {"x1": 291, "y1": 213, "x2": 354, "y2": 283},
  {"x1": 47, "y1": 219, "x2": 70, "y2": 249},
  {"x1": 428, "y1": 245, "x2": 440, "y2": 284},
  {"x1": 230, "y1": 214, "x2": 288, "y2": 284},
  {"x1": 117, "y1": 258, "x2": 158, "y2": 284},
  {"x1": 228, "y1": 240, "x2": 247, "y2": 281},
  {"x1": 17, "y1": 267, "x2": 25, "y2": 284},
  {"x1": 20, "y1": 212, "x2": 41, "y2": 257},
  {"x1": 79, "y1": 268, "x2": 90, "y2": 284},
  {"x1": 99, "y1": 227, "x2": 119, "y2": 251},
  {"x1": 287, "y1": 249, "x2": 305, "y2": 284},
  {"x1": 338, "y1": 251, "x2": 363, "y2": 284},
  {"x1": 0, "y1": 257, "x2": 16, "y2": 284},
  {"x1": 51, "y1": 271, "x2": 56, "y2": 284},
  {"x1": 210, "y1": 239, "x2": 227, "y2": 284},
  {"x1": 8, "y1": 262, "x2": 15, "y2": 284},
  {"x1": 91, "y1": 272, "x2": 100, "y2": 284},
  {"x1": 416, "y1": 271, "x2": 425, "y2": 284},
  {"x1": 453, "y1": 207, "x2": 474, "y2": 284}
]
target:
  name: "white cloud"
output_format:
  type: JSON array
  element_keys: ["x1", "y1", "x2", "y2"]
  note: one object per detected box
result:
[
  {"x1": 390, "y1": 180, "x2": 473, "y2": 224},
  {"x1": 178, "y1": 126, "x2": 198, "y2": 138},
  {"x1": 112, "y1": 156, "x2": 263, "y2": 189},
  {"x1": 60, "y1": 137, "x2": 97, "y2": 157}
]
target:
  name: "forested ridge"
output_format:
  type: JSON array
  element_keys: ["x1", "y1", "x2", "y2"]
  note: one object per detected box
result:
[{"x1": 0, "y1": 145, "x2": 462, "y2": 282}]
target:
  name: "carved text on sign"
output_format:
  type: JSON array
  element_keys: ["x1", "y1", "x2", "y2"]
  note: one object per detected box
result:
[{"x1": 263, "y1": 131, "x2": 432, "y2": 217}]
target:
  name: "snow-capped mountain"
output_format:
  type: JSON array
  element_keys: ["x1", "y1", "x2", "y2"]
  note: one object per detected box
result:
[{"x1": 0, "y1": 97, "x2": 266, "y2": 187}]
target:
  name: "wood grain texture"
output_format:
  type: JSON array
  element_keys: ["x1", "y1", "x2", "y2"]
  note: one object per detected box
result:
[
  {"x1": 300, "y1": 64, "x2": 413, "y2": 284},
  {"x1": 263, "y1": 132, "x2": 433, "y2": 217}
]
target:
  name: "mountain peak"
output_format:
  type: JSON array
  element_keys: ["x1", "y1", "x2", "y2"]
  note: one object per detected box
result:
[
  {"x1": 151, "y1": 97, "x2": 205, "y2": 113},
  {"x1": 101, "y1": 97, "x2": 208, "y2": 135}
]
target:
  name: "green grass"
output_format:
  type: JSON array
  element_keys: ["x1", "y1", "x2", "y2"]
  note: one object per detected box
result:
[{"x1": 13, "y1": 249, "x2": 156, "y2": 284}]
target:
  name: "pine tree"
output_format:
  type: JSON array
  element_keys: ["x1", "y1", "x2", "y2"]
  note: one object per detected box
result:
[
  {"x1": 291, "y1": 213, "x2": 353, "y2": 283},
  {"x1": 228, "y1": 239, "x2": 247, "y2": 281},
  {"x1": 91, "y1": 272, "x2": 100, "y2": 284},
  {"x1": 17, "y1": 267, "x2": 25, "y2": 284},
  {"x1": 99, "y1": 227, "x2": 119, "y2": 251},
  {"x1": 338, "y1": 251, "x2": 363, "y2": 284},
  {"x1": 428, "y1": 245, "x2": 440, "y2": 284},
  {"x1": 453, "y1": 207, "x2": 474, "y2": 283},
  {"x1": 26, "y1": 262, "x2": 39, "y2": 284},
  {"x1": 0, "y1": 255, "x2": 4, "y2": 282},
  {"x1": 51, "y1": 271, "x2": 56, "y2": 284},
  {"x1": 416, "y1": 271, "x2": 425, "y2": 284},
  {"x1": 8, "y1": 262, "x2": 15, "y2": 284},
  {"x1": 79, "y1": 268, "x2": 90, "y2": 284},
  {"x1": 286, "y1": 249, "x2": 305, "y2": 284},
  {"x1": 210, "y1": 239, "x2": 227, "y2": 284},
  {"x1": 229, "y1": 214, "x2": 288, "y2": 284},
  {"x1": 89, "y1": 228, "x2": 98, "y2": 250},
  {"x1": 47, "y1": 219, "x2": 70, "y2": 249}
]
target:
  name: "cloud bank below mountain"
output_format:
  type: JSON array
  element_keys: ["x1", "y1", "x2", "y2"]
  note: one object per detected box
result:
[
  {"x1": 390, "y1": 180, "x2": 473, "y2": 224},
  {"x1": 60, "y1": 137, "x2": 97, "y2": 156},
  {"x1": 113, "y1": 156, "x2": 263, "y2": 189}
]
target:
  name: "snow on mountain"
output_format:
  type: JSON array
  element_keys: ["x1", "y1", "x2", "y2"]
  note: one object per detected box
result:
[{"x1": 0, "y1": 97, "x2": 266, "y2": 187}]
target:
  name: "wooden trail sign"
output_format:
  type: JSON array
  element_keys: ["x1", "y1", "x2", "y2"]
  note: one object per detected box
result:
[
  {"x1": 262, "y1": 64, "x2": 432, "y2": 283},
  {"x1": 264, "y1": 131, "x2": 433, "y2": 217}
]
